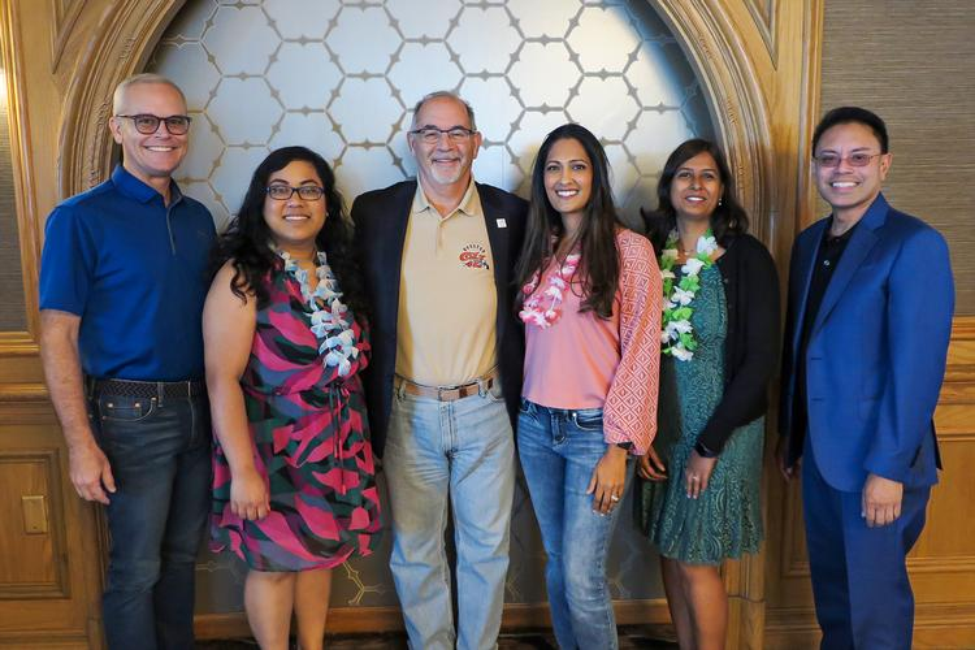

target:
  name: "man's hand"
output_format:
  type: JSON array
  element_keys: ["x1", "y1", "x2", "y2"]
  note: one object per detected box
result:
[
  {"x1": 68, "y1": 440, "x2": 115, "y2": 505},
  {"x1": 776, "y1": 436, "x2": 798, "y2": 482},
  {"x1": 862, "y1": 473, "x2": 903, "y2": 528}
]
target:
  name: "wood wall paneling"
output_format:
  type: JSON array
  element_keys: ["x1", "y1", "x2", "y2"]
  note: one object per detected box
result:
[{"x1": 0, "y1": 0, "x2": 972, "y2": 647}]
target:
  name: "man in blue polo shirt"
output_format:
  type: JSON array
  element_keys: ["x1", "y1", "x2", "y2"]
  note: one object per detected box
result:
[{"x1": 39, "y1": 73, "x2": 215, "y2": 649}]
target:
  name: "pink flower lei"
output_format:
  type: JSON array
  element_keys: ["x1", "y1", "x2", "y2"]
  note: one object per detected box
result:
[{"x1": 519, "y1": 252, "x2": 582, "y2": 329}]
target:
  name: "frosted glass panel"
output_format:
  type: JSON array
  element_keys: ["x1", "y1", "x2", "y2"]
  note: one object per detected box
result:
[{"x1": 151, "y1": 0, "x2": 714, "y2": 615}]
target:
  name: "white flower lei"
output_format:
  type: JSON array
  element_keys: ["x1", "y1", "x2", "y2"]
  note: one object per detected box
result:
[
  {"x1": 519, "y1": 253, "x2": 582, "y2": 329},
  {"x1": 279, "y1": 250, "x2": 359, "y2": 377},
  {"x1": 659, "y1": 228, "x2": 718, "y2": 361}
]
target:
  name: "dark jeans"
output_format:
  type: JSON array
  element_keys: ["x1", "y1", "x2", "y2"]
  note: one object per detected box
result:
[{"x1": 89, "y1": 389, "x2": 211, "y2": 650}]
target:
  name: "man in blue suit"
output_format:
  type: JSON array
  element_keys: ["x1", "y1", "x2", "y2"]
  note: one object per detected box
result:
[{"x1": 778, "y1": 106, "x2": 954, "y2": 649}]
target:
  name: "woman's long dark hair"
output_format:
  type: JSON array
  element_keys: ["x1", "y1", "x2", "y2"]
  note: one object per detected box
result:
[
  {"x1": 210, "y1": 146, "x2": 367, "y2": 317},
  {"x1": 514, "y1": 123, "x2": 623, "y2": 319},
  {"x1": 641, "y1": 138, "x2": 749, "y2": 253}
]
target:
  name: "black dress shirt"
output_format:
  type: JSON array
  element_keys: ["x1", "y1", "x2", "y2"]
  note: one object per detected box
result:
[{"x1": 792, "y1": 219, "x2": 859, "y2": 441}]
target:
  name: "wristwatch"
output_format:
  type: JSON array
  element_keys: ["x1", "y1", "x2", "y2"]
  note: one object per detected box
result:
[
  {"x1": 694, "y1": 441, "x2": 719, "y2": 458},
  {"x1": 615, "y1": 441, "x2": 633, "y2": 451}
]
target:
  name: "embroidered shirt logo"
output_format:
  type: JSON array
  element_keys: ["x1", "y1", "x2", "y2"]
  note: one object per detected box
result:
[{"x1": 459, "y1": 243, "x2": 490, "y2": 270}]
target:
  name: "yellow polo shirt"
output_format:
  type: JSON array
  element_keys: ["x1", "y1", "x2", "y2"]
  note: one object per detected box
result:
[{"x1": 396, "y1": 181, "x2": 497, "y2": 386}]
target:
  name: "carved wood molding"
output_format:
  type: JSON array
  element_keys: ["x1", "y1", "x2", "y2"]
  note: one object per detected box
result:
[
  {"x1": 50, "y1": 0, "x2": 85, "y2": 72},
  {"x1": 0, "y1": 1, "x2": 42, "y2": 344},
  {"x1": 744, "y1": 0, "x2": 779, "y2": 66},
  {"x1": 653, "y1": 0, "x2": 773, "y2": 246},
  {"x1": 59, "y1": 0, "x2": 187, "y2": 197}
]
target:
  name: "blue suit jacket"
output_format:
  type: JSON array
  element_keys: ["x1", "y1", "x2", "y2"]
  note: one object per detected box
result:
[{"x1": 779, "y1": 193, "x2": 954, "y2": 491}]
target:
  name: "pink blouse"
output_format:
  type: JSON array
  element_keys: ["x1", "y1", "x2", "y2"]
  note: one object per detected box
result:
[{"x1": 522, "y1": 228, "x2": 661, "y2": 455}]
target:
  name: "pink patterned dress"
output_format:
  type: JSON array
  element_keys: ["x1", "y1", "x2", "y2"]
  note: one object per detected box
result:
[{"x1": 210, "y1": 261, "x2": 381, "y2": 571}]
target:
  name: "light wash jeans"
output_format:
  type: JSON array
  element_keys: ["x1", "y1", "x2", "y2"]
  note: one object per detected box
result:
[
  {"x1": 384, "y1": 379, "x2": 516, "y2": 650},
  {"x1": 518, "y1": 399, "x2": 631, "y2": 650}
]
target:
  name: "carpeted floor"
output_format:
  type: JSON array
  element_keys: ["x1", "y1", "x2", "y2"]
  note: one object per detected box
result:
[{"x1": 197, "y1": 624, "x2": 679, "y2": 648}]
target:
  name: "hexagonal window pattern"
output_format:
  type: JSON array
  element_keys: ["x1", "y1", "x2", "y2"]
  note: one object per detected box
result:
[
  {"x1": 164, "y1": 0, "x2": 217, "y2": 41},
  {"x1": 457, "y1": 77, "x2": 520, "y2": 143},
  {"x1": 269, "y1": 113, "x2": 345, "y2": 160},
  {"x1": 176, "y1": 115, "x2": 224, "y2": 181},
  {"x1": 630, "y1": 40, "x2": 698, "y2": 109},
  {"x1": 386, "y1": 0, "x2": 462, "y2": 39},
  {"x1": 210, "y1": 145, "x2": 272, "y2": 212},
  {"x1": 203, "y1": 5, "x2": 280, "y2": 76},
  {"x1": 208, "y1": 77, "x2": 283, "y2": 145},
  {"x1": 448, "y1": 6, "x2": 520, "y2": 75},
  {"x1": 155, "y1": 0, "x2": 711, "y2": 232},
  {"x1": 329, "y1": 7, "x2": 399, "y2": 74},
  {"x1": 507, "y1": 0, "x2": 581, "y2": 39},
  {"x1": 330, "y1": 78, "x2": 402, "y2": 144},
  {"x1": 566, "y1": 77, "x2": 641, "y2": 142},
  {"x1": 151, "y1": 43, "x2": 220, "y2": 111},
  {"x1": 267, "y1": 43, "x2": 341, "y2": 109},
  {"x1": 629, "y1": 109, "x2": 697, "y2": 175},
  {"x1": 509, "y1": 42, "x2": 581, "y2": 110},
  {"x1": 567, "y1": 6, "x2": 642, "y2": 73},
  {"x1": 388, "y1": 43, "x2": 463, "y2": 110},
  {"x1": 153, "y1": 0, "x2": 716, "y2": 616},
  {"x1": 264, "y1": 0, "x2": 340, "y2": 39}
]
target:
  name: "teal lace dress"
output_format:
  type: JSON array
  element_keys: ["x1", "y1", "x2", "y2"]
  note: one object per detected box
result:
[{"x1": 638, "y1": 264, "x2": 764, "y2": 565}]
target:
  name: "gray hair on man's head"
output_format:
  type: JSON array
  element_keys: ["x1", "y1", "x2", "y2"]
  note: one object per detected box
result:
[
  {"x1": 410, "y1": 90, "x2": 477, "y2": 131},
  {"x1": 112, "y1": 73, "x2": 187, "y2": 115}
]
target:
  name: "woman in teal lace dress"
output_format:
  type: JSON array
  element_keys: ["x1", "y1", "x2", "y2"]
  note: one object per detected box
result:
[{"x1": 638, "y1": 139, "x2": 780, "y2": 650}]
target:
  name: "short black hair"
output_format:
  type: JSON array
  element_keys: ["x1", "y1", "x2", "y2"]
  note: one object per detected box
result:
[{"x1": 812, "y1": 106, "x2": 889, "y2": 153}]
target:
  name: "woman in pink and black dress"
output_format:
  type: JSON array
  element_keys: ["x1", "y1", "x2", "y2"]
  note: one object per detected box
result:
[
  {"x1": 203, "y1": 146, "x2": 380, "y2": 650},
  {"x1": 514, "y1": 123, "x2": 661, "y2": 649}
]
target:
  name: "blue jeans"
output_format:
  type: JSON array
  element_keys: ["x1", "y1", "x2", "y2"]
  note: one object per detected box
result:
[
  {"x1": 518, "y1": 399, "x2": 631, "y2": 650},
  {"x1": 383, "y1": 379, "x2": 515, "y2": 650},
  {"x1": 90, "y1": 390, "x2": 211, "y2": 650}
]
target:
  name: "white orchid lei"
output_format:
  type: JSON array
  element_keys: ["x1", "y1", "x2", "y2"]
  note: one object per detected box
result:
[
  {"x1": 279, "y1": 250, "x2": 359, "y2": 376},
  {"x1": 659, "y1": 228, "x2": 718, "y2": 361}
]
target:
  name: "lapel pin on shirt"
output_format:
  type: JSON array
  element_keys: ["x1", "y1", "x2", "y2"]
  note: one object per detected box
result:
[{"x1": 496, "y1": 218, "x2": 507, "y2": 229}]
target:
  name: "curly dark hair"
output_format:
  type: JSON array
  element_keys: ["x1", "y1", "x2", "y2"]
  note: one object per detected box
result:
[
  {"x1": 210, "y1": 146, "x2": 368, "y2": 318},
  {"x1": 514, "y1": 123, "x2": 624, "y2": 319},
  {"x1": 641, "y1": 138, "x2": 749, "y2": 253}
]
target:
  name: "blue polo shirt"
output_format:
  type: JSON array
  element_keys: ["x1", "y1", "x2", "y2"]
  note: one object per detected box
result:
[{"x1": 39, "y1": 165, "x2": 216, "y2": 381}]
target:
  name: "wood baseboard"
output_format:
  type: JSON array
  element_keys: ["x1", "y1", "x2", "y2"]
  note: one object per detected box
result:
[{"x1": 195, "y1": 599, "x2": 672, "y2": 640}]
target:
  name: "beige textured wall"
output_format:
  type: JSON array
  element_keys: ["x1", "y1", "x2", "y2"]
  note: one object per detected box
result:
[{"x1": 819, "y1": 1, "x2": 975, "y2": 314}]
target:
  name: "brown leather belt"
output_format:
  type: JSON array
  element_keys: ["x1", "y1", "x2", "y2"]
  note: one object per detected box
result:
[{"x1": 395, "y1": 371, "x2": 498, "y2": 402}]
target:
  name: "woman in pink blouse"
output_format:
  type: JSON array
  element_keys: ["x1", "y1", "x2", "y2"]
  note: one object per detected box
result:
[{"x1": 514, "y1": 123, "x2": 661, "y2": 649}]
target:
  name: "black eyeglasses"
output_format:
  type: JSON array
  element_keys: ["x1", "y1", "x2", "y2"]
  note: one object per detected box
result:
[
  {"x1": 116, "y1": 114, "x2": 192, "y2": 135},
  {"x1": 265, "y1": 185, "x2": 326, "y2": 201},
  {"x1": 813, "y1": 152, "x2": 883, "y2": 168},
  {"x1": 409, "y1": 126, "x2": 477, "y2": 144}
]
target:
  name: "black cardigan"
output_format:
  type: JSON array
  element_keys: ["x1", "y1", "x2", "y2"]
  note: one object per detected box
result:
[{"x1": 696, "y1": 233, "x2": 781, "y2": 454}]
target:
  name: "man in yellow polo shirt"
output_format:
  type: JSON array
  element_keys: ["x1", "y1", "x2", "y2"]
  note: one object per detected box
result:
[{"x1": 353, "y1": 91, "x2": 527, "y2": 649}]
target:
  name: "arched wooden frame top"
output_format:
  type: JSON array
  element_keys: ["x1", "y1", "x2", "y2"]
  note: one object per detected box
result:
[{"x1": 59, "y1": 0, "x2": 773, "y2": 243}]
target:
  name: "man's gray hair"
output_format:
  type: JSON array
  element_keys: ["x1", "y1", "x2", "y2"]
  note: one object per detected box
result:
[
  {"x1": 410, "y1": 91, "x2": 477, "y2": 131},
  {"x1": 112, "y1": 73, "x2": 187, "y2": 115}
]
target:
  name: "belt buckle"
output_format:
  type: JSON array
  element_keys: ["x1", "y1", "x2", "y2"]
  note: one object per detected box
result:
[{"x1": 436, "y1": 385, "x2": 449, "y2": 401}]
